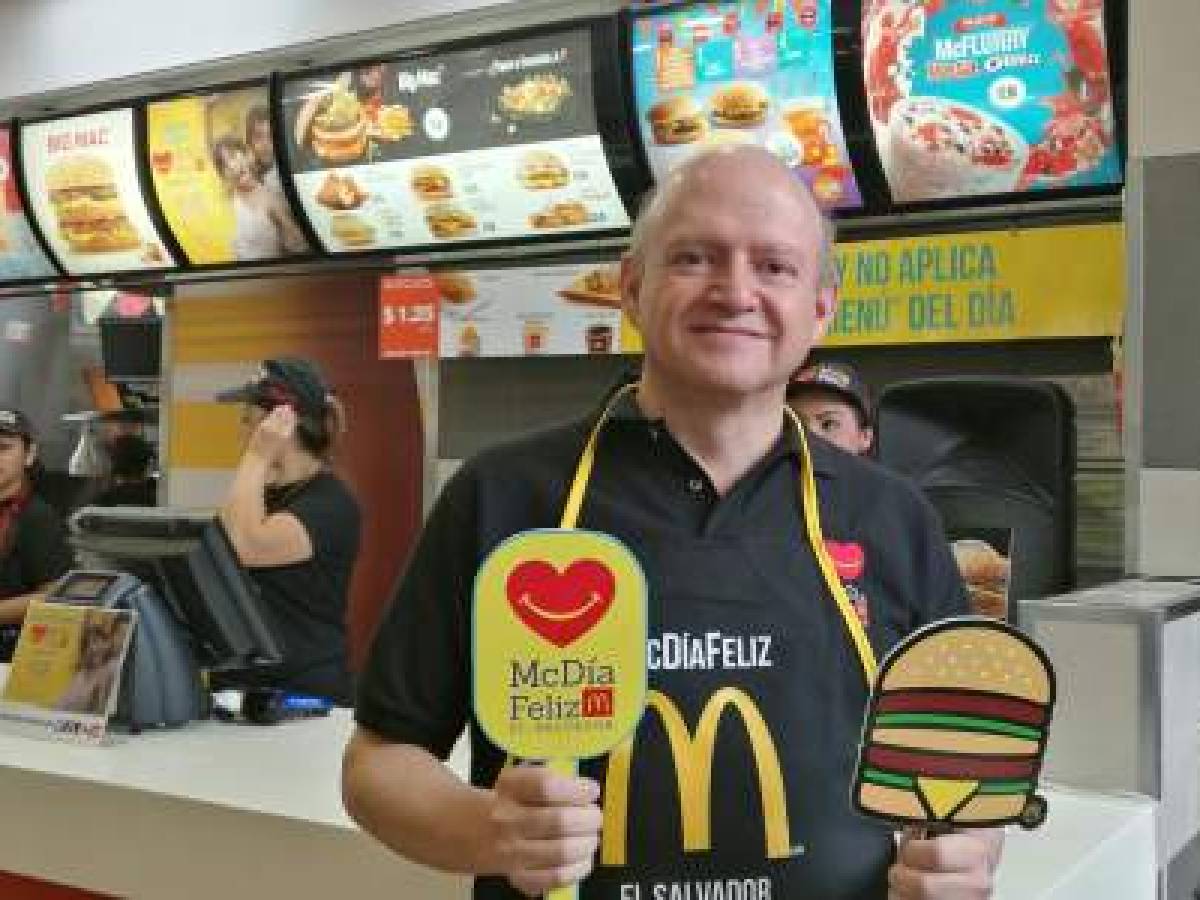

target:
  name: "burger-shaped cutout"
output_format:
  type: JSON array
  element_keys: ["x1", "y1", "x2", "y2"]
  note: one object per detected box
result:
[
  {"x1": 329, "y1": 213, "x2": 375, "y2": 248},
  {"x1": 410, "y1": 164, "x2": 454, "y2": 201},
  {"x1": 518, "y1": 150, "x2": 570, "y2": 191},
  {"x1": 558, "y1": 265, "x2": 621, "y2": 308},
  {"x1": 647, "y1": 96, "x2": 707, "y2": 145},
  {"x1": 432, "y1": 271, "x2": 477, "y2": 305},
  {"x1": 425, "y1": 202, "x2": 478, "y2": 240},
  {"x1": 951, "y1": 539, "x2": 1011, "y2": 620},
  {"x1": 297, "y1": 88, "x2": 368, "y2": 163},
  {"x1": 46, "y1": 155, "x2": 142, "y2": 254},
  {"x1": 708, "y1": 82, "x2": 769, "y2": 129},
  {"x1": 529, "y1": 200, "x2": 588, "y2": 230},
  {"x1": 854, "y1": 619, "x2": 1054, "y2": 831},
  {"x1": 316, "y1": 172, "x2": 368, "y2": 211}
]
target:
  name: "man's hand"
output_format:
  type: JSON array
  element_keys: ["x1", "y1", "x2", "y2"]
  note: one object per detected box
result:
[
  {"x1": 488, "y1": 764, "x2": 603, "y2": 897},
  {"x1": 246, "y1": 405, "x2": 296, "y2": 465},
  {"x1": 888, "y1": 827, "x2": 1003, "y2": 899}
]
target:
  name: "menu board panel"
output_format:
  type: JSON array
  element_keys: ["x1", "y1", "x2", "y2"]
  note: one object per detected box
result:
[
  {"x1": 436, "y1": 264, "x2": 624, "y2": 358},
  {"x1": 0, "y1": 128, "x2": 57, "y2": 281},
  {"x1": 630, "y1": 1, "x2": 862, "y2": 211},
  {"x1": 281, "y1": 29, "x2": 630, "y2": 253},
  {"x1": 147, "y1": 85, "x2": 311, "y2": 265},
  {"x1": 863, "y1": 0, "x2": 1121, "y2": 203},
  {"x1": 20, "y1": 109, "x2": 175, "y2": 275}
]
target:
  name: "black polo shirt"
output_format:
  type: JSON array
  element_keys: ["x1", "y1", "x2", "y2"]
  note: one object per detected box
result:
[
  {"x1": 357, "y1": 397, "x2": 968, "y2": 900},
  {"x1": 0, "y1": 495, "x2": 74, "y2": 660}
]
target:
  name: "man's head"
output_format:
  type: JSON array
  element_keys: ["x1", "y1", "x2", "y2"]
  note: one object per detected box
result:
[
  {"x1": 786, "y1": 362, "x2": 874, "y2": 456},
  {"x1": 216, "y1": 357, "x2": 337, "y2": 460},
  {"x1": 0, "y1": 409, "x2": 36, "y2": 497},
  {"x1": 620, "y1": 145, "x2": 837, "y2": 406}
]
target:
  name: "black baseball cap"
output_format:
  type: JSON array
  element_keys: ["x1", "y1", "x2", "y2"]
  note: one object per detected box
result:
[
  {"x1": 0, "y1": 408, "x2": 32, "y2": 439},
  {"x1": 216, "y1": 357, "x2": 332, "y2": 418},
  {"x1": 787, "y1": 362, "x2": 872, "y2": 423}
]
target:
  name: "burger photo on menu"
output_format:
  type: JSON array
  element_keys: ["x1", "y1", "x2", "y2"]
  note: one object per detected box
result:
[
  {"x1": 708, "y1": 82, "x2": 769, "y2": 129},
  {"x1": 425, "y1": 202, "x2": 478, "y2": 239},
  {"x1": 517, "y1": 150, "x2": 570, "y2": 191},
  {"x1": 47, "y1": 155, "x2": 142, "y2": 254},
  {"x1": 329, "y1": 213, "x2": 376, "y2": 248},
  {"x1": 410, "y1": 164, "x2": 454, "y2": 201},
  {"x1": 647, "y1": 96, "x2": 707, "y2": 146},
  {"x1": 316, "y1": 172, "x2": 368, "y2": 210},
  {"x1": 296, "y1": 86, "x2": 368, "y2": 164},
  {"x1": 373, "y1": 104, "x2": 414, "y2": 142},
  {"x1": 529, "y1": 200, "x2": 588, "y2": 230},
  {"x1": 558, "y1": 265, "x2": 621, "y2": 308},
  {"x1": 432, "y1": 271, "x2": 477, "y2": 305},
  {"x1": 498, "y1": 72, "x2": 573, "y2": 120}
]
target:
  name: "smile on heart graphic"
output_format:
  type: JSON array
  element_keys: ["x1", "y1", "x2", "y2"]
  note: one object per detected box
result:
[
  {"x1": 506, "y1": 558, "x2": 616, "y2": 648},
  {"x1": 824, "y1": 540, "x2": 865, "y2": 581}
]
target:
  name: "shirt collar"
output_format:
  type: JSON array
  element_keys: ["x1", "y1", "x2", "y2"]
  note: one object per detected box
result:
[{"x1": 602, "y1": 388, "x2": 837, "y2": 478}]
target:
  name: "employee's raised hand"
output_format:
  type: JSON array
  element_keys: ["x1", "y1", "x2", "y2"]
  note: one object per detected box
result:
[
  {"x1": 888, "y1": 827, "x2": 1003, "y2": 899},
  {"x1": 246, "y1": 405, "x2": 297, "y2": 464},
  {"x1": 488, "y1": 763, "x2": 603, "y2": 897}
]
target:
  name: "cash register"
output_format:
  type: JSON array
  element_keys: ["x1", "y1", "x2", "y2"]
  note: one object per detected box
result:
[{"x1": 51, "y1": 507, "x2": 284, "y2": 731}]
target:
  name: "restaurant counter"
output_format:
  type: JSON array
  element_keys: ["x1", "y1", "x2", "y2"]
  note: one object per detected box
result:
[{"x1": 0, "y1": 709, "x2": 1156, "y2": 899}]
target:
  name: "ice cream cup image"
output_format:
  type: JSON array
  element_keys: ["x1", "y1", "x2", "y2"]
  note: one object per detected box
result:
[
  {"x1": 885, "y1": 96, "x2": 1028, "y2": 202},
  {"x1": 853, "y1": 618, "x2": 1054, "y2": 830}
]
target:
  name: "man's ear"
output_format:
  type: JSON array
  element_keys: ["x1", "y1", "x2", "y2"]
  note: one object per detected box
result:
[
  {"x1": 24, "y1": 441, "x2": 37, "y2": 469},
  {"x1": 813, "y1": 285, "x2": 838, "y2": 340},
  {"x1": 619, "y1": 254, "x2": 643, "y2": 330}
]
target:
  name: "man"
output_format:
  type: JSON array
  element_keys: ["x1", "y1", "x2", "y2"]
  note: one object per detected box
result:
[
  {"x1": 215, "y1": 358, "x2": 361, "y2": 704},
  {"x1": 788, "y1": 361, "x2": 875, "y2": 456},
  {"x1": 245, "y1": 106, "x2": 281, "y2": 191},
  {"x1": 0, "y1": 409, "x2": 74, "y2": 660},
  {"x1": 344, "y1": 147, "x2": 1000, "y2": 898}
]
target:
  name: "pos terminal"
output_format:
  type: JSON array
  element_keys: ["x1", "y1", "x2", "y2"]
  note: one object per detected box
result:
[{"x1": 57, "y1": 506, "x2": 285, "y2": 730}]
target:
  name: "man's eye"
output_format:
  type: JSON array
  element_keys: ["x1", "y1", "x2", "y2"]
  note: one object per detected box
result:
[
  {"x1": 670, "y1": 249, "x2": 708, "y2": 268},
  {"x1": 758, "y1": 258, "x2": 799, "y2": 279}
]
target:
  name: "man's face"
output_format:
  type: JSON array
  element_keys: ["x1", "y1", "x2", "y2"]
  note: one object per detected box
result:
[
  {"x1": 790, "y1": 392, "x2": 873, "y2": 456},
  {"x1": 0, "y1": 434, "x2": 31, "y2": 497},
  {"x1": 249, "y1": 121, "x2": 274, "y2": 172},
  {"x1": 621, "y1": 154, "x2": 832, "y2": 401}
]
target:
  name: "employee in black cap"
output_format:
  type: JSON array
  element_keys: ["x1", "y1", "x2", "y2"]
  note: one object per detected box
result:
[
  {"x1": 215, "y1": 358, "x2": 361, "y2": 705},
  {"x1": 0, "y1": 409, "x2": 74, "y2": 661},
  {"x1": 787, "y1": 361, "x2": 875, "y2": 457}
]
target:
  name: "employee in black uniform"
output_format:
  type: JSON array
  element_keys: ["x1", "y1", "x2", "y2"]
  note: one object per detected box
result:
[
  {"x1": 0, "y1": 409, "x2": 74, "y2": 661},
  {"x1": 216, "y1": 357, "x2": 361, "y2": 705},
  {"x1": 344, "y1": 147, "x2": 1001, "y2": 899}
]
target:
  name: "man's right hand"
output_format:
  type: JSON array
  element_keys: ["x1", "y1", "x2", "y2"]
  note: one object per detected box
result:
[{"x1": 489, "y1": 764, "x2": 604, "y2": 897}]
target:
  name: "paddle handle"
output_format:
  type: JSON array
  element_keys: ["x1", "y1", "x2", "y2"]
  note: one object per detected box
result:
[{"x1": 545, "y1": 757, "x2": 580, "y2": 900}]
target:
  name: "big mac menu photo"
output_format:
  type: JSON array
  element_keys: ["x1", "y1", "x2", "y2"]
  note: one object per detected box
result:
[
  {"x1": 0, "y1": 128, "x2": 57, "y2": 281},
  {"x1": 864, "y1": 0, "x2": 1121, "y2": 203},
  {"x1": 20, "y1": 110, "x2": 175, "y2": 276},
  {"x1": 147, "y1": 85, "x2": 312, "y2": 265},
  {"x1": 281, "y1": 28, "x2": 630, "y2": 253},
  {"x1": 630, "y1": 0, "x2": 862, "y2": 211}
]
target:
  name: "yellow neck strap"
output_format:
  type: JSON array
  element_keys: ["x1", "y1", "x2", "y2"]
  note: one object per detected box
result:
[{"x1": 560, "y1": 387, "x2": 878, "y2": 687}]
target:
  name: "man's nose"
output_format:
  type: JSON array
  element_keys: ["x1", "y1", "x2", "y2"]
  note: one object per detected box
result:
[{"x1": 709, "y1": 256, "x2": 759, "y2": 310}]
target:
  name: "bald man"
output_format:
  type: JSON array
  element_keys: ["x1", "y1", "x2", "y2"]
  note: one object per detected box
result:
[{"x1": 345, "y1": 147, "x2": 997, "y2": 899}]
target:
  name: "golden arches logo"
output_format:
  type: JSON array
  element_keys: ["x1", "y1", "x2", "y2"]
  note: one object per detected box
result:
[{"x1": 601, "y1": 687, "x2": 791, "y2": 866}]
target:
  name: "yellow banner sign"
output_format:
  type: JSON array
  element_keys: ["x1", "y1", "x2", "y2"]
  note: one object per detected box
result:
[
  {"x1": 619, "y1": 223, "x2": 1124, "y2": 350},
  {"x1": 473, "y1": 529, "x2": 648, "y2": 761},
  {"x1": 826, "y1": 223, "x2": 1125, "y2": 346}
]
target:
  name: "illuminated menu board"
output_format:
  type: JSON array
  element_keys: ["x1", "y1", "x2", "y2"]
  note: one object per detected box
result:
[
  {"x1": 281, "y1": 27, "x2": 630, "y2": 254},
  {"x1": 0, "y1": 127, "x2": 57, "y2": 281},
  {"x1": 20, "y1": 109, "x2": 176, "y2": 276},
  {"x1": 147, "y1": 84, "x2": 312, "y2": 265},
  {"x1": 630, "y1": 0, "x2": 862, "y2": 211},
  {"x1": 863, "y1": 0, "x2": 1121, "y2": 203}
]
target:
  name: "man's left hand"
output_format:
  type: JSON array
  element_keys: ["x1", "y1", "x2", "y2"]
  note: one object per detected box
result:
[
  {"x1": 888, "y1": 827, "x2": 1003, "y2": 899},
  {"x1": 246, "y1": 405, "x2": 296, "y2": 465}
]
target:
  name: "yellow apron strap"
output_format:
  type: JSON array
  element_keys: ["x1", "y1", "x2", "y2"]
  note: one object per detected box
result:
[
  {"x1": 560, "y1": 386, "x2": 878, "y2": 687},
  {"x1": 785, "y1": 408, "x2": 879, "y2": 685}
]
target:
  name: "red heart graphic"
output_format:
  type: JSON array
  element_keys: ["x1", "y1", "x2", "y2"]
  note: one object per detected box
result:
[
  {"x1": 506, "y1": 559, "x2": 615, "y2": 648},
  {"x1": 29, "y1": 624, "x2": 47, "y2": 643},
  {"x1": 825, "y1": 540, "x2": 865, "y2": 581}
]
